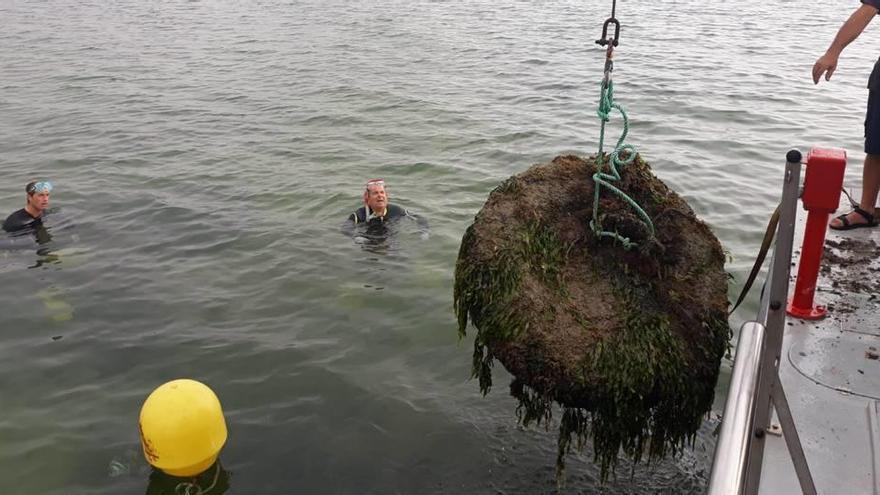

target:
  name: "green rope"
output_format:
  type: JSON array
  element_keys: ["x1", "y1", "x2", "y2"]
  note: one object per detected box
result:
[{"x1": 590, "y1": 76, "x2": 655, "y2": 249}]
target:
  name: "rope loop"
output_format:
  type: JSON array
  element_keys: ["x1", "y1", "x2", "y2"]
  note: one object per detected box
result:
[
  {"x1": 590, "y1": 35, "x2": 654, "y2": 249},
  {"x1": 176, "y1": 483, "x2": 203, "y2": 495},
  {"x1": 173, "y1": 462, "x2": 222, "y2": 495}
]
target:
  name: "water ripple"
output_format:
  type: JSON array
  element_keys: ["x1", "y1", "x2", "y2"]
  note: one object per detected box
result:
[{"x1": 1, "y1": 0, "x2": 877, "y2": 493}]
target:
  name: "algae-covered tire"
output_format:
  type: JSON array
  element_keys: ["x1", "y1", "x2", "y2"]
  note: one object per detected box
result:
[{"x1": 454, "y1": 154, "x2": 730, "y2": 478}]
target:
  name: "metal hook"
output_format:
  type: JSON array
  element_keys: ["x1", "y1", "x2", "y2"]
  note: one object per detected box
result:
[
  {"x1": 596, "y1": 17, "x2": 620, "y2": 47},
  {"x1": 595, "y1": 0, "x2": 620, "y2": 47}
]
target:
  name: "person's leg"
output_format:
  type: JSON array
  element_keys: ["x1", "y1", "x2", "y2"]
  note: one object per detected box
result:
[
  {"x1": 829, "y1": 88, "x2": 880, "y2": 228},
  {"x1": 830, "y1": 153, "x2": 880, "y2": 227},
  {"x1": 865, "y1": 87, "x2": 880, "y2": 216},
  {"x1": 859, "y1": 153, "x2": 880, "y2": 214},
  {"x1": 829, "y1": 154, "x2": 880, "y2": 227}
]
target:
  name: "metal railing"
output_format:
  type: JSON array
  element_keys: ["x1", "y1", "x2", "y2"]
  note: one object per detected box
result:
[
  {"x1": 707, "y1": 322, "x2": 766, "y2": 493},
  {"x1": 708, "y1": 151, "x2": 816, "y2": 495}
]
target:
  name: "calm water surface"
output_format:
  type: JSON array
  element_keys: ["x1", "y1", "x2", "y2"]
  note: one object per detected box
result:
[{"x1": 1, "y1": 1, "x2": 877, "y2": 493}]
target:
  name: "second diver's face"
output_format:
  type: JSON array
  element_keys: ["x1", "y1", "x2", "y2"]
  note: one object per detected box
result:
[
  {"x1": 364, "y1": 185, "x2": 387, "y2": 213},
  {"x1": 27, "y1": 191, "x2": 50, "y2": 214}
]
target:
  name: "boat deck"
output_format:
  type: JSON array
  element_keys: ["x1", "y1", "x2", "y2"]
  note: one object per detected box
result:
[{"x1": 759, "y1": 193, "x2": 880, "y2": 494}]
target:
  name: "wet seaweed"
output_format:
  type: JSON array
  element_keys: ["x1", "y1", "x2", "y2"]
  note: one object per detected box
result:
[
  {"x1": 454, "y1": 154, "x2": 730, "y2": 483},
  {"x1": 454, "y1": 222, "x2": 569, "y2": 392}
]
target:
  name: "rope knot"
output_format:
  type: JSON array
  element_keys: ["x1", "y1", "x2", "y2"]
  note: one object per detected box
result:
[{"x1": 591, "y1": 76, "x2": 654, "y2": 247}]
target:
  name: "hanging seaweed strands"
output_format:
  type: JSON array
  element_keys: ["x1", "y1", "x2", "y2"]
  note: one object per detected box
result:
[{"x1": 453, "y1": 1, "x2": 730, "y2": 482}]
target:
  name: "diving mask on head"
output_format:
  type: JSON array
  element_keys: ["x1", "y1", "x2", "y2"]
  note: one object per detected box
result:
[
  {"x1": 365, "y1": 179, "x2": 385, "y2": 190},
  {"x1": 27, "y1": 181, "x2": 53, "y2": 194}
]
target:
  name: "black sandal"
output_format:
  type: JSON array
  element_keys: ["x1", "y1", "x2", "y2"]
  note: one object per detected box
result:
[{"x1": 830, "y1": 206, "x2": 878, "y2": 231}]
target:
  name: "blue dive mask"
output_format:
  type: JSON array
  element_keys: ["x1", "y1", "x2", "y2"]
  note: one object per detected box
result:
[{"x1": 27, "y1": 181, "x2": 52, "y2": 194}]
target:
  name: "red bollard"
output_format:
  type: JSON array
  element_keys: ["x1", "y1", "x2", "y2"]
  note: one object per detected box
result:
[{"x1": 787, "y1": 147, "x2": 847, "y2": 320}]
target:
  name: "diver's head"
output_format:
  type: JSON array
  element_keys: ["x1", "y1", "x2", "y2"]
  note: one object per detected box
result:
[
  {"x1": 25, "y1": 181, "x2": 52, "y2": 216},
  {"x1": 363, "y1": 178, "x2": 388, "y2": 213}
]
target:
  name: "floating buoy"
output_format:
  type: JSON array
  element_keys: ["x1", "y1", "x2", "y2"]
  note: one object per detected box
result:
[
  {"x1": 139, "y1": 379, "x2": 228, "y2": 477},
  {"x1": 454, "y1": 154, "x2": 730, "y2": 479}
]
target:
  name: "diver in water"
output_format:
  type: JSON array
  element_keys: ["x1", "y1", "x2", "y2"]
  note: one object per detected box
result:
[
  {"x1": 3, "y1": 181, "x2": 52, "y2": 233},
  {"x1": 2, "y1": 181, "x2": 53, "y2": 247},
  {"x1": 342, "y1": 178, "x2": 429, "y2": 240}
]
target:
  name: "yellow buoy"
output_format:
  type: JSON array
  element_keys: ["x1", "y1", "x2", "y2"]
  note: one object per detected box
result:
[{"x1": 139, "y1": 379, "x2": 228, "y2": 477}]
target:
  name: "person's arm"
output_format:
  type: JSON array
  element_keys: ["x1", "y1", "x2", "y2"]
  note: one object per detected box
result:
[
  {"x1": 2, "y1": 212, "x2": 18, "y2": 232},
  {"x1": 405, "y1": 209, "x2": 430, "y2": 238},
  {"x1": 813, "y1": 3, "x2": 879, "y2": 84},
  {"x1": 341, "y1": 212, "x2": 357, "y2": 237}
]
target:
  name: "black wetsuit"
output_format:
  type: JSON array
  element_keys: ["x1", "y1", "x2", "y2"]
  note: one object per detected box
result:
[
  {"x1": 343, "y1": 203, "x2": 429, "y2": 238},
  {"x1": 2, "y1": 208, "x2": 41, "y2": 233},
  {"x1": 348, "y1": 204, "x2": 410, "y2": 225}
]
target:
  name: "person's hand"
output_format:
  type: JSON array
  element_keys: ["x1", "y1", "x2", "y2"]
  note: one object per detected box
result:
[{"x1": 812, "y1": 53, "x2": 839, "y2": 84}]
